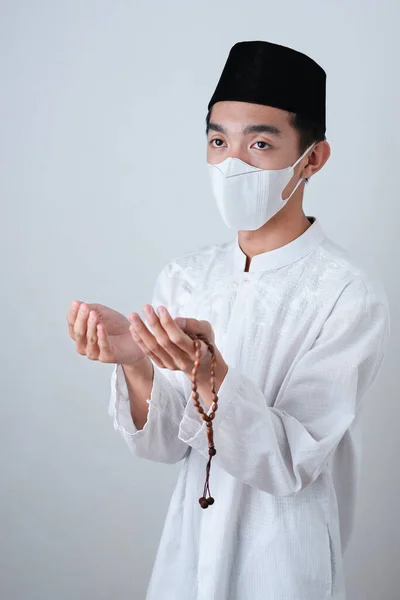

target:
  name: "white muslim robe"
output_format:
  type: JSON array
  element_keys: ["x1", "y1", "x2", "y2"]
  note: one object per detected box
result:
[{"x1": 108, "y1": 217, "x2": 390, "y2": 600}]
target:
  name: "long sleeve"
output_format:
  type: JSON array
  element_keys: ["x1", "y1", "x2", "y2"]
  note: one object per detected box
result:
[
  {"x1": 177, "y1": 277, "x2": 390, "y2": 496},
  {"x1": 108, "y1": 262, "x2": 191, "y2": 464}
]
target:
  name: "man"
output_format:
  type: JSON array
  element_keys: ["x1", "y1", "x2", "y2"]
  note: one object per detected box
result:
[{"x1": 67, "y1": 41, "x2": 390, "y2": 599}]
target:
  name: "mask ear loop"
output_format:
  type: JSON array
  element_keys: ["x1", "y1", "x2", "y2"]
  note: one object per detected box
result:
[
  {"x1": 282, "y1": 142, "x2": 316, "y2": 202},
  {"x1": 292, "y1": 141, "x2": 316, "y2": 169}
]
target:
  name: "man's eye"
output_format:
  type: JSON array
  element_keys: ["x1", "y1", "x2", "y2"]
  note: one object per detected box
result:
[
  {"x1": 253, "y1": 141, "x2": 270, "y2": 149},
  {"x1": 209, "y1": 138, "x2": 225, "y2": 147}
]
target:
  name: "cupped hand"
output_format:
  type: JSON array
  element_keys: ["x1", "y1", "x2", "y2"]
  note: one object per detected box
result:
[
  {"x1": 128, "y1": 304, "x2": 217, "y2": 378},
  {"x1": 66, "y1": 301, "x2": 145, "y2": 365}
]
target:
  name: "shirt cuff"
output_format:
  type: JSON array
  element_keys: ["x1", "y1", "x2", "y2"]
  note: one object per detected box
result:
[
  {"x1": 178, "y1": 365, "x2": 240, "y2": 451},
  {"x1": 109, "y1": 362, "x2": 165, "y2": 437}
]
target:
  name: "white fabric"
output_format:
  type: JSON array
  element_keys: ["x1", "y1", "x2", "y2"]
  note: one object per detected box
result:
[
  {"x1": 108, "y1": 217, "x2": 390, "y2": 600},
  {"x1": 207, "y1": 143, "x2": 314, "y2": 230}
]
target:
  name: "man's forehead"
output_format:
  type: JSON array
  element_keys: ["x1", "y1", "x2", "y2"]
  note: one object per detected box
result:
[
  {"x1": 207, "y1": 121, "x2": 283, "y2": 137},
  {"x1": 208, "y1": 102, "x2": 291, "y2": 132}
]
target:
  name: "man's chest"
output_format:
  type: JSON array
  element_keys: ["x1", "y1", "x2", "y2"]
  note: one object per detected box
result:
[{"x1": 177, "y1": 274, "x2": 334, "y2": 394}]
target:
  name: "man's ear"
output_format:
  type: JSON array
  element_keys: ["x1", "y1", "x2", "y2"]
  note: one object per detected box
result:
[{"x1": 302, "y1": 140, "x2": 331, "y2": 179}]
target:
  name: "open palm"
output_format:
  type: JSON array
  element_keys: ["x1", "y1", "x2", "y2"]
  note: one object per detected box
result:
[{"x1": 66, "y1": 301, "x2": 145, "y2": 365}]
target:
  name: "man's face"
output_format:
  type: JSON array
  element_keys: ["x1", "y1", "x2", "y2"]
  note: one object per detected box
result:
[{"x1": 206, "y1": 101, "x2": 304, "y2": 170}]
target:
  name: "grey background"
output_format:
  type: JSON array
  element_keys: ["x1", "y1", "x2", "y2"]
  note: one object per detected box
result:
[{"x1": 1, "y1": 1, "x2": 398, "y2": 599}]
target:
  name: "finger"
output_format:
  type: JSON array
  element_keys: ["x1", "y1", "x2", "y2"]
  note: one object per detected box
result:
[
  {"x1": 128, "y1": 322, "x2": 167, "y2": 367},
  {"x1": 86, "y1": 310, "x2": 100, "y2": 360},
  {"x1": 66, "y1": 300, "x2": 82, "y2": 340},
  {"x1": 155, "y1": 306, "x2": 197, "y2": 357},
  {"x1": 173, "y1": 315, "x2": 214, "y2": 364},
  {"x1": 74, "y1": 303, "x2": 90, "y2": 354},
  {"x1": 129, "y1": 312, "x2": 184, "y2": 370},
  {"x1": 178, "y1": 317, "x2": 214, "y2": 340},
  {"x1": 96, "y1": 322, "x2": 113, "y2": 360},
  {"x1": 148, "y1": 351, "x2": 167, "y2": 369},
  {"x1": 128, "y1": 319, "x2": 150, "y2": 354},
  {"x1": 142, "y1": 306, "x2": 195, "y2": 368}
]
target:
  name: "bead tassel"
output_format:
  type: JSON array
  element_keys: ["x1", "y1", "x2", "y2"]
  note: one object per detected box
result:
[{"x1": 186, "y1": 332, "x2": 218, "y2": 509}]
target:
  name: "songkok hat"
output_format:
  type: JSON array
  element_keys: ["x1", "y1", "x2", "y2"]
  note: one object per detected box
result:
[{"x1": 208, "y1": 40, "x2": 326, "y2": 133}]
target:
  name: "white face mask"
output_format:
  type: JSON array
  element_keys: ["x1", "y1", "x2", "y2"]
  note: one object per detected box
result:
[{"x1": 207, "y1": 143, "x2": 315, "y2": 231}]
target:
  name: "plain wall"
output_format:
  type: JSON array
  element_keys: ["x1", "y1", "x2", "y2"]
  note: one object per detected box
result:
[{"x1": 1, "y1": 1, "x2": 398, "y2": 598}]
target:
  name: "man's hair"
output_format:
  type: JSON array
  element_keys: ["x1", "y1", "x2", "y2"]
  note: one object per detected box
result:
[
  {"x1": 205, "y1": 107, "x2": 325, "y2": 153},
  {"x1": 288, "y1": 112, "x2": 326, "y2": 153}
]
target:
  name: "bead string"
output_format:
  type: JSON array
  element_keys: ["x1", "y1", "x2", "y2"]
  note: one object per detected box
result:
[{"x1": 186, "y1": 331, "x2": 218, "y2": 509}]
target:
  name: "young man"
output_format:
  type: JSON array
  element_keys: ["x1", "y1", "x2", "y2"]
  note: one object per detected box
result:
[{"x1": 68, "y1": 41, "x2": 390, "y2": 599}]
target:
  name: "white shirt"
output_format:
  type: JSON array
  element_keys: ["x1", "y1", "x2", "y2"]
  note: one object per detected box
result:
[{"x1": 108, "y1": 217, "x2": 390, "y2": 600}]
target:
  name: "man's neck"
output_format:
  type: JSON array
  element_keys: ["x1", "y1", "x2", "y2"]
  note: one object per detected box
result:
[{"x1": 238, "y1": 208, "x2": 312, "y2": 272}]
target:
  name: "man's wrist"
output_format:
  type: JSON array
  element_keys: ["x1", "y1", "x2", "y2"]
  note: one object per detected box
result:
[{"x1": 121, "y1": 356, "x2": 153, "y2": 379}]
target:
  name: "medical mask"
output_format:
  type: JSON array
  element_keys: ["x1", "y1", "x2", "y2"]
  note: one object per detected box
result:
[{"x1": 207, "y1": 143, "x2": 315, "y2": 231}]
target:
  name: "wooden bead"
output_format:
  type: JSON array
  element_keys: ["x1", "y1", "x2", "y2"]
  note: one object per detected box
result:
[
  {"x1": 206, "y1": 497, "x2": 215, "y2": 505},
  {"x1": 199, "y1": 497, "x2": 209, "y2": 509},
  {"x1": 209, "y1": 447, "x2": 216, "y2": 456},
  {"x1": 192, "y1": 391, "x2": 199, "y2": 400}
]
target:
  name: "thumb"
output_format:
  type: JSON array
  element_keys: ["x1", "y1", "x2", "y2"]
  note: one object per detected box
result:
[{"x1": 177, "y1": 317, "x2": 213, "y2": 337}]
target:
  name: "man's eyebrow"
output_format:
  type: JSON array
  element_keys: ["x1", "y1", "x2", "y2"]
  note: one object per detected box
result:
[
  {"x1": 242, "y1": 124, "x2": 282, "y2": 136},
  {"x1": 207, "y1": 122, "x2": 227, "y2": 134},
  {"x1": 207, "y1": 122, "x2": 282, "y2": 136}
]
